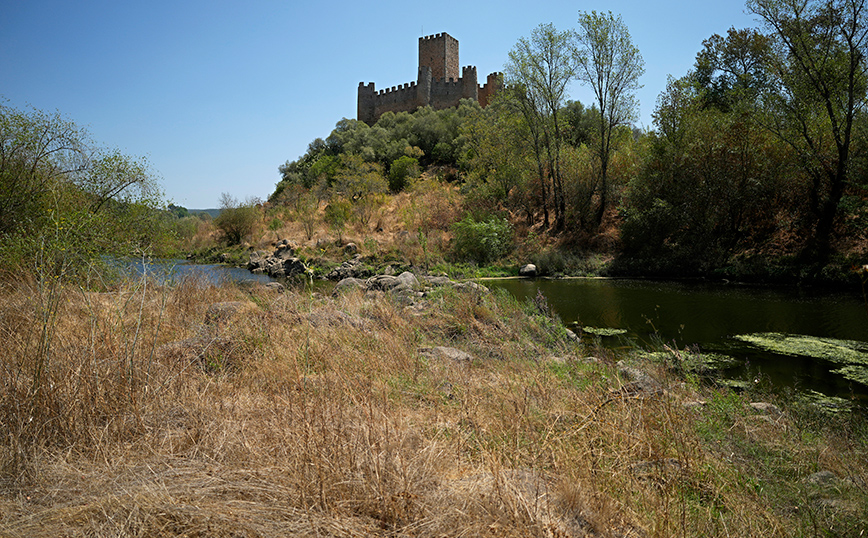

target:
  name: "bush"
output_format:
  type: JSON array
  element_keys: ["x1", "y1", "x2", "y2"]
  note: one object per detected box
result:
[
  {"x1": 214, "y1": 193, "x2": 259, "y2": 245},
  {"x1": 451, "y1": 215, "x2": 513, "y2": 264},
  {"x1": 388, "y1": 155, "x2": 419, "y2": 192}
]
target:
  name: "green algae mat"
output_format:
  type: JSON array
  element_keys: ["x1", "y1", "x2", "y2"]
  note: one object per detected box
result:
[{"x1": 733, "y1": 332, "x2": 868, "y2": 386}]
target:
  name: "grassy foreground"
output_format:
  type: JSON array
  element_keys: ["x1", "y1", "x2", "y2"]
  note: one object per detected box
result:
[{"x1": 1, "y1": 274, "x2": 866, "y2": 537}]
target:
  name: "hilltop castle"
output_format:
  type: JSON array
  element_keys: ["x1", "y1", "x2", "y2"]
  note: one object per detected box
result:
[{"x1": 358, "y1": 33, "x2": 501, "y2": 125}]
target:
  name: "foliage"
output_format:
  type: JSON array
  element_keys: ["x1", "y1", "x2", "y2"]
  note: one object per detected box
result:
[
  {"x1": 575, "y1": 10, "x2": 646, "y2": 227},
  {"x1": 214, "y1": 193, "x2": 259, "y2": 245},
  {"x1": 388, "y1": 154, "x2": 420, "y2": 192},
  {"x1": 0, "y1": 102, "x2": 165, "y2": 275},
  {"x1": 451, "y1": 214, "x2": 513, "y2": 264},
  {"x1": 505, "y1": 23, "x2": 577, "y2": 230},
  {"x1": 747, "y1": 0, "x2": 868, "y2": 263},
  {"x1": 323, "y1": 199, "x2": 351, "y2": 242}
]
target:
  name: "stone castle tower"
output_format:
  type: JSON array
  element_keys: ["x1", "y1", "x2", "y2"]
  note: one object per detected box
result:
[{"x1": 357, "y1": 32, "x2": 500, "y2": 125}]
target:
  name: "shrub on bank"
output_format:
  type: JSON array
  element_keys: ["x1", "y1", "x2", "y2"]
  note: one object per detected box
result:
[{"x1": 451, "y1": 215, "x2": 513, "y2": 264}]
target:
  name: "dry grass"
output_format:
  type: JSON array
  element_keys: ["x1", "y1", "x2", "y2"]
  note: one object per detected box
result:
[{"x1": 0, "y1": 272, "x2": 866, "y2": 537}]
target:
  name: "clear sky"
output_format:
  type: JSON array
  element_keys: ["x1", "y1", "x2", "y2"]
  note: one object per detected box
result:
[{"x1": 1, "y1": 0, "x2": 757, "y2": 209}]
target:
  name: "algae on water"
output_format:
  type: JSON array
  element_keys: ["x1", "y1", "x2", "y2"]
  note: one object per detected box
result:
[
  {"x1": 733, "y1": 332, "x2": 868, "y2": 386},
  {"x1": 583, "y1": 327, "x2": 628, "y2": 337},
  {"x1": 639, "y1": 350, "x2": 740, "y2": 373}
]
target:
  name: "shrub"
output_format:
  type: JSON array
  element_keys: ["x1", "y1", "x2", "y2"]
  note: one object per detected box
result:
[
  {"x1": 214, "y1": 193, "x2": 259, "y2": 245},
  {"x1": 451, "y1": 215, "x2": 513, "y2": 264},
  {"x1": 388, "y1": 155, "x2": 419, "y2": 192}
]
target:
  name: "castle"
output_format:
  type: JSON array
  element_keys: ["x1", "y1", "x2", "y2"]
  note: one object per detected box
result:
[{"x1": 357, "y1": 32, "x2": 501, "y2": 125}]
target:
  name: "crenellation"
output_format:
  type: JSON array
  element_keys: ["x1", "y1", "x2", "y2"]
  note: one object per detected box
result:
[{"x1": 358, "y1": 32, "x2": 499, "y2": 125}]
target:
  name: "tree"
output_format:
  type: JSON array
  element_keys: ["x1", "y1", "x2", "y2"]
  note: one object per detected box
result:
[
  {"x1": 694, "y1": 27, "x2": 773, "y2": 111},
  {"x1": 747, "y1": 0, "x2": 868, "y2": 262},
  {"x1": 505, "y1": 23, "x2": 578, "y2": 230},
  {"x1": 214, "y1": 193, "x2": 259, "y2": 245},
  {"x1": 388, "y1": 154, "x2": 420, "y2": 192},
  {"x1": 0, "y1": 102, "x2": 164, "y2": 274},
  {"x1": 575, "y1": 10, "x2": 645, "y2": 227},
  {"x1": 332, "y1": 154, "x2": 387, "y2": 229}
]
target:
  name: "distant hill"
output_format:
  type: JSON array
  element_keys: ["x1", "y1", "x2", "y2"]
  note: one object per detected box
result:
[{"x1": 188, "y1": 208, "x2": 221, "y2": 218}]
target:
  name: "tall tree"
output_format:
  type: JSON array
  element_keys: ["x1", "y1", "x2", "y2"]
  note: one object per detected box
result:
[
  {"x1": 747, "y1": 0, "x2": 868, "y2": 262},
  {"x1": 694, "y1": 27, "x2": 773, "y2": 111},
  {"x1": 575, "y1": 10, "x2": 645, "y2": 227},
  {"x1": 505, "y1": 23, "x2": 577, "y2": 230}
]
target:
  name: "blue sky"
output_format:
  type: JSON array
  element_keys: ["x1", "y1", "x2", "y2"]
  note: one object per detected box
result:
[{"x1": 1, "y1": 0, "x2": 756, "y2": 208}]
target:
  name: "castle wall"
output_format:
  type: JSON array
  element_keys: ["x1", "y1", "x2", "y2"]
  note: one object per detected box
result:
[
  {"x1": 478, "y1": 72, "x2": 501, "y2": 108},
  {"x1": 372, "y1": 81, "x2": 424, "y2": 119},
  {"x1": 358, "y1": 33, "x2": 499, "y2": 125}
]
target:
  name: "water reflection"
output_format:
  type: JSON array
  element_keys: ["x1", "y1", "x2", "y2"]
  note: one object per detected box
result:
[
  {"x1": 488, "y1": 278, "x2": 868, "y2": 403},
  {"x1": 121, "y1": 258, "x2": 277, "y2": 286}
]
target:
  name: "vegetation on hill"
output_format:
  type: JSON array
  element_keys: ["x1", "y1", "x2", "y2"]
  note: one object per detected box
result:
[{"x1": 255, "y1": 3, "x2": 867, "y2": 284}]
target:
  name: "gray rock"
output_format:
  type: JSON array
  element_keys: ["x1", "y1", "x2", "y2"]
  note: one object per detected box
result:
[
  {"x1": 264, "y1": 282, "x2": 285, "y2": 293},
  {"x1": 332, "y1": 277, "x2": 366, "y2": 295},
  {"x1": 419, "y1": 346, "x2": 474, "y2": 364},
  {"x1": 343, "y1": 242, "x2": 358, "y2": 255},
  {"x1": 326, "y1": 255, "x2": 370, "y2": 281},
  {"x1": 805, "y1": 471, "x2": 840, "y2": 488},
  {"x1": 616, "y1": 360, "x2": 663, "y2": 394},
  {"x1": 749, "y1": 402, "x2": 783, "y2": 417},
  {"x1": 519, "y1": 263, "x2": 538, "y2": 277}
]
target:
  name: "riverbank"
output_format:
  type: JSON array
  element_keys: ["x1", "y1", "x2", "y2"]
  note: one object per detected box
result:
[{"x1": 1, "y1": 272, "x2": 866, "y2": 536}]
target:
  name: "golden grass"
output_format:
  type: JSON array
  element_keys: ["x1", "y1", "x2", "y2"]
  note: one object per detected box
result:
[{"x1": 0, "y1": 273, "x2": 866, "y2": 537}]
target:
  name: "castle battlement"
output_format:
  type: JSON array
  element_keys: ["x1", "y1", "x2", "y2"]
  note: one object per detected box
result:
[
  {"x1": 420, "y1": 32, "x2": 450, "y2": 41},
  {"x1": 358, "y1": 33, "x2": 501, "y2": 125}
]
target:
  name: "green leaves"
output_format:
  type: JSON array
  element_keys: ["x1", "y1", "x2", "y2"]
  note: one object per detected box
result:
[
  {"x1": 451, "y1": 215, "x2": 513, "y2": 264},
  {"x1": 0, "y1": 103, "x2": 165, "y2": 276}
]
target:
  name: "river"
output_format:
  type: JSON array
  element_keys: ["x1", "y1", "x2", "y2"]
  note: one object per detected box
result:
[{"x1": 486, "y1": 278, "x2": 868, "y2": 405}]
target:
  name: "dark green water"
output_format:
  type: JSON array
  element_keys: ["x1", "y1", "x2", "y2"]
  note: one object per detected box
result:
[{"x1": 487, "y1": 278, "x2": 868, "y2": 403}]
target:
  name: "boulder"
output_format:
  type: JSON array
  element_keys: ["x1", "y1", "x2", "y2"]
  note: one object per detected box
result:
[
  {"x1": 749, "y1": 402, "x2": 783, "y2": 417},
  {"x1": 332, "y1": 277, "x2": 366, "y2": 295},
  {"x1": 326, "y1": 255, "x2": 370, "y2": 281},
  {"x1": 343, "y1": 242, "x2": 358, "y2": 255},
  {"x1": 266, "y1": 257, "x2": 307, "y2": 278},
  {"x1": 264, "y1": 282, "x2": 285, "y2": 293},
  {"x1": 419, "y1": 346, "x2": 474, "y2": 364},
  {"x1": 519, "y1": 263, "x2": 538, "y2": 277},
  {"x1": 616, "y1": 360, "x2": 663, "y2": 394}
]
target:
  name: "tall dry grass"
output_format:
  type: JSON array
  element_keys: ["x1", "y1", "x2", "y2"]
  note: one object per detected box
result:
[{"x1": 0, "y1": 271, "x2": 865, "y2": 537}]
